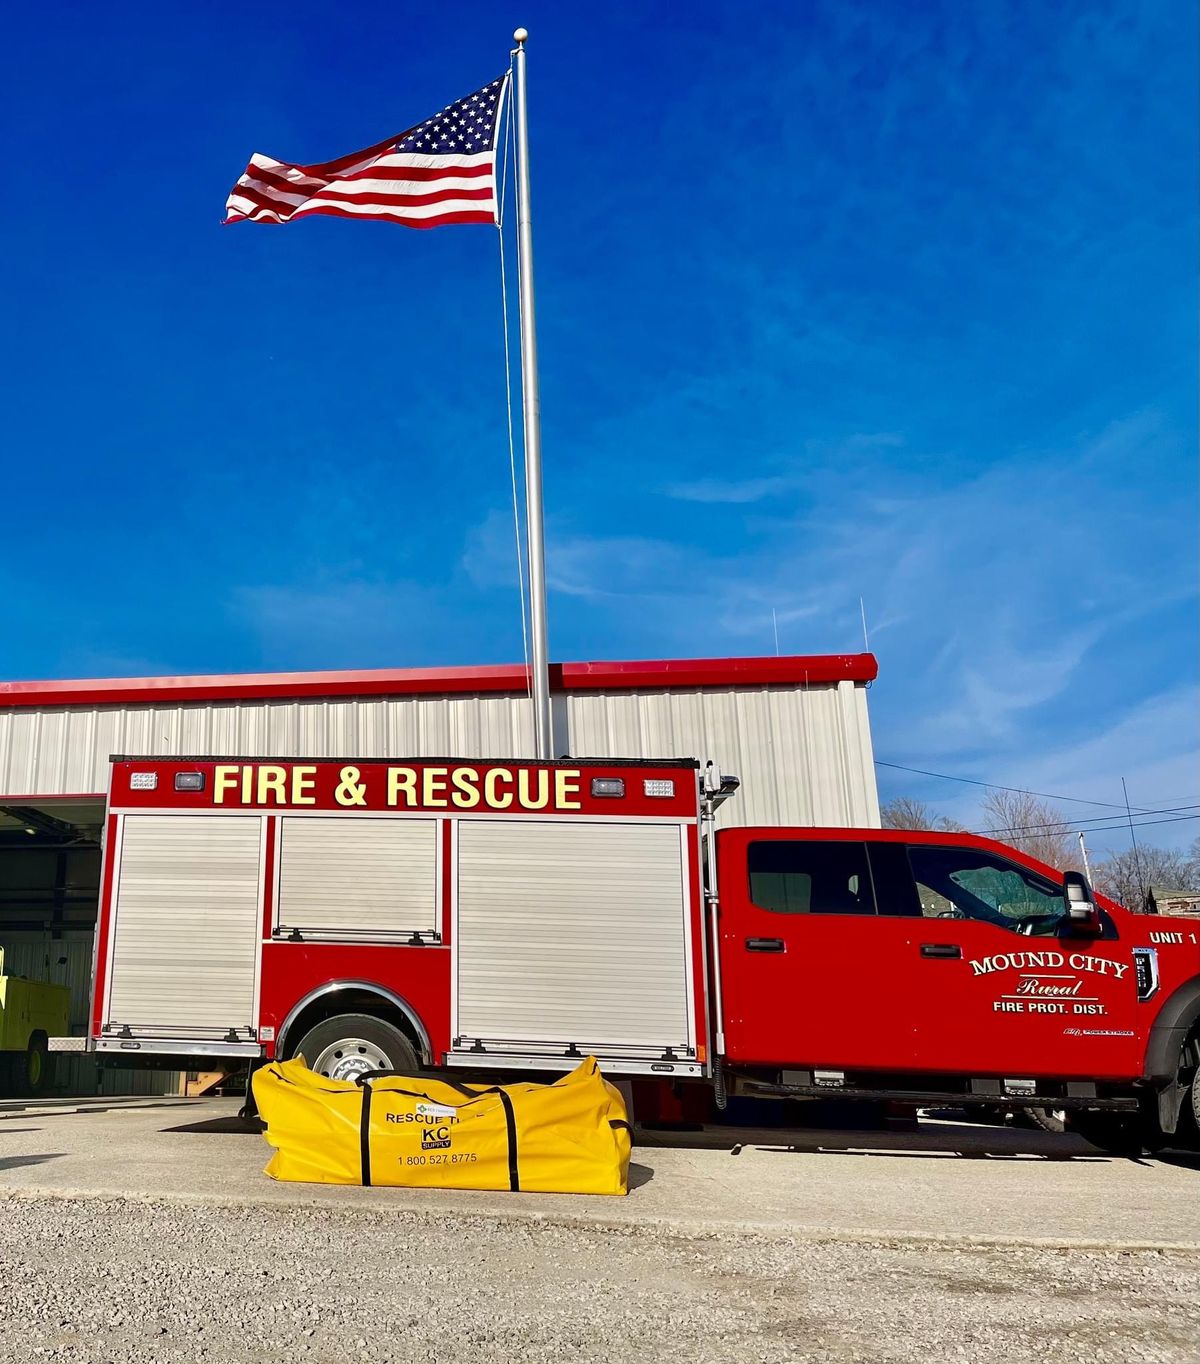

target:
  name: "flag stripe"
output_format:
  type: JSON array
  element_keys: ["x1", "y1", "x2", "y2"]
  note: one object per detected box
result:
[
  {"x1": 341, "y1": 164, "x2": 494, "y2": 184},
  {"x1": 287, "y1": 204, "x2": 495, "y2": 229},
  {"x1": 292, "y1": 195, "x2": 495, "y2": 221},
  {"x1": 360, "y1": 151, "x2": 495, "y2": 173},
  {"x1": 233, "y1": 178, "x2": 309, "y2": 209},
  {"x1": 316, "y1": 177, "x2": 495, "y2": 199}
]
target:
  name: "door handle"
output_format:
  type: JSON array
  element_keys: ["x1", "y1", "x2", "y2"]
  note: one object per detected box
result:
[
  {"x1": 920, "y1": 943, "x2": 962, "y2": 959},
  {"x1": 745, "y1": 937, "x2": 785, "y2": 953}
]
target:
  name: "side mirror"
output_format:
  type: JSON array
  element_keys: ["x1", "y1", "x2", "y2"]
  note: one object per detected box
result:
[{"x1": 1063, "y1": 870, "x2": 1101, "y2": 935}]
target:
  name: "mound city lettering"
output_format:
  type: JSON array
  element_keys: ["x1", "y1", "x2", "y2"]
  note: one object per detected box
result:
[{"x1": 968, "y1": 951, "x2": 1128, "y2": 981}]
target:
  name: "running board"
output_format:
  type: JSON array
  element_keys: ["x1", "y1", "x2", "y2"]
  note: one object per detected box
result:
[{"x1": 735, "y1": 1079, "x2": 1139, "y2": 1111}]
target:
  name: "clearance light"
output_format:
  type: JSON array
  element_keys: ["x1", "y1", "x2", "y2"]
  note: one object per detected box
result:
[
  {"x1": 590, "y1": 778, "x2": 625, "y2": 798},
  {"x1": 174, "y1": 772, "x2": 206, "y2": 792},
  {"x1": 643, "y1": 779, "x2": 675, "y2": 798}
]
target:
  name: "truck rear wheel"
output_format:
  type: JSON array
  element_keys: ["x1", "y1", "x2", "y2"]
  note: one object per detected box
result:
[
  {"x1": 291, "y1": 1014, "x2": 418, "y2": 1083},
  {"x1": 1022, "y1": 1106, "x2": 1066, "y2": 1134},
  {"x1": 20, "y1": 1034, "x2": 51, "y2": 1097}
]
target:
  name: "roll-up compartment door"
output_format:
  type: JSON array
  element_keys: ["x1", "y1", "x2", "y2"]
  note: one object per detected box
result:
[
  {"x1": 455, "y1": 819, "x2": 692, "y2": 1056},
  {"x1": 105, "y1": 814, "x2": 262, "y2": 1037},
  {"x1": 276, "y1": 816, "x2": 438, "y2": 940}
]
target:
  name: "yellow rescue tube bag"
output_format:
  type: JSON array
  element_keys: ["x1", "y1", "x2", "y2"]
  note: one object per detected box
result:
[{"x1": 252, "y1": 1055, "x2": 632, "y2": 1195}]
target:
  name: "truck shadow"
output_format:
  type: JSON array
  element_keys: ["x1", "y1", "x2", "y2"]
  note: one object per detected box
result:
[
  {"x1": 164, "y1": 1115, "x2": 265, "y2": 1135},
  {"x1": 0, "y1": 1153, "x2": 65, "y2": 1171},
  {"x1": 1153, "y1": 1150, "x2": 1200, "y2": 1172},
  {"x1": 636, "y1": 1120, "x2": 1119, "y2": 1163}
]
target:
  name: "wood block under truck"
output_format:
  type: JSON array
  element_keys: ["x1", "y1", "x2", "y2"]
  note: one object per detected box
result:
[{"x1": 60, "y1": 754, "x2": 1200, "y2": 1156}]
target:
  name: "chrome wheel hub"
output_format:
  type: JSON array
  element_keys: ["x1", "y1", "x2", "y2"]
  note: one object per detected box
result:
[{"x1": 312, "y1": 1037, "x2": 392, "y2": 1082}]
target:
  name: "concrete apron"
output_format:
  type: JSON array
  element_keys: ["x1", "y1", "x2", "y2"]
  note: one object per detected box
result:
[{"x1": 1, "y1": 1096, "x2": 1197, "y2": 1251}]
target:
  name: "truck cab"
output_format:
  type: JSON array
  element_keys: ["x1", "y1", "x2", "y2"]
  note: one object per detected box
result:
[{"x1": 713, "y1": 826, "x2": 1200, "y2": 1142}]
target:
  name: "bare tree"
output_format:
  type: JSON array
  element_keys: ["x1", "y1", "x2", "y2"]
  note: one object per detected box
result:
[
  {"x1": 880, "y1": 797, "x2": 963, "y2": 831},
  {"x1": 1092, "y1": 844, "x2": 1199, "y2": 911},
  {"x1": 977, "y1": 789, "x2": 1080, "y2": 871}
]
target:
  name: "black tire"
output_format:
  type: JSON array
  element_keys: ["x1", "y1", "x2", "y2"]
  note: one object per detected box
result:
[
  {"x1": 20, "y1": 1034, "x2": 51, "y2": 1097},
  {"x1": 1069, "y1": 1108, "x2": 1165, "y2": 1157},
  {"x1": 1022, "y1": 1106, "x2": 1066, "y2": 1134},
  {"x1": 291, "y1": 1013, "x2": 419, "y2": 1083},
  {"x1": 1182, "y1": 1074, "x2": 1200, "y2": 1147}
]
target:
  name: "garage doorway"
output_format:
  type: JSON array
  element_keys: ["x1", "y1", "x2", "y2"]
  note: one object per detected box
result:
[{"x1": 0, "y1": 797, "x2": 174, "y2": 1097}]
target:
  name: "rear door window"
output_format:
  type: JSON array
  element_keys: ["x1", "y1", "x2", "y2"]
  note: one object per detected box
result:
[{"x1": 747, "y1": 840, "x2": 875, "y2": 915}]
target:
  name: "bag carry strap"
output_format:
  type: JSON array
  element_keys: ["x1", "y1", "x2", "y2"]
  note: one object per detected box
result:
[
  {"x1": 355, "y1": 1069, "x2": 480, "y2": 1100},
  {"x1": 497, "y1": 1088, "x2": 520, "y2": 1192},
  {"x1": 360, "y1": 1080, "x2": 373, "y2": 1187}
]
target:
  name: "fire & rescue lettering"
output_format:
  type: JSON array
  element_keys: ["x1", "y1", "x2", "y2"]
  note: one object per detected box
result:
[{"x1": 211, "y1": 762, "x2": 582, "y2": 812}]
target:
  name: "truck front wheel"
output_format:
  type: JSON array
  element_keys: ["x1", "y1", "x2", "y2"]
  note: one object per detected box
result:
[
  {"x1": 291, "y1": 1014, "x2": 418, "y2": 1083},
  {"x1": 1069, "y1": 1107, "x2": 1166, "y2": 1157}
]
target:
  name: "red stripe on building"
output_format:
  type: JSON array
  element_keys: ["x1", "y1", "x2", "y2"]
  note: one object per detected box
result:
[{"x1": 0, "y1": 655, "x2": 877, "y2": 710}]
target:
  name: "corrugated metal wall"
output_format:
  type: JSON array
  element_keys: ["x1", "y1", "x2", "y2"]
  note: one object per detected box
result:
[
  {"x1": 567, "y1": 680, "x2": 879, "y2": 827},
  {"x1": 0, "y1": 680, "x2": 878, "y2": 827}
]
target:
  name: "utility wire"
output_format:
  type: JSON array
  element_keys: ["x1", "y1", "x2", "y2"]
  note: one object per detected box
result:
[
  {"x1": 976, "y1": 811, "x2": 1200, "y2": 838},
  {"x1": 875, "y1": 759, "x2": 1180, "y2": 816}
]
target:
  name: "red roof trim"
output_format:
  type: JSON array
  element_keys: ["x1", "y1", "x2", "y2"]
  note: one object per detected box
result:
[{"x1": 0, "y1": 654, "x2": 877, "y2": 710}]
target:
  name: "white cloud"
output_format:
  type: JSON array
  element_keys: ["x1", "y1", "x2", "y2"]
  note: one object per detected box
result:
[
  {"x1": 230, "y1": 577, "x2": 443, "y2": 667},
  {"x1": 662, "y1": 476, "x2": 792, "y2": 505}
]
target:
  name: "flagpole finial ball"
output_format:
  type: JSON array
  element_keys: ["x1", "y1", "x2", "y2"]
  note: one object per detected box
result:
[{"x1": 513, "y1": 27, "x2": 528, "y2": 43}]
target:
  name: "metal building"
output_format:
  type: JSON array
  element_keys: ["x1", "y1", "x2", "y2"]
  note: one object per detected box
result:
[{"x1": 0, "y1": 651, "x2": 878, "y2": 1093}]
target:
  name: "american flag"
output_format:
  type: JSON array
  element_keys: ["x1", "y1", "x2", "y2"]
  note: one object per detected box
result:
[{"x1": 224, "y1": 75, "x2": 508, "y2": 229}]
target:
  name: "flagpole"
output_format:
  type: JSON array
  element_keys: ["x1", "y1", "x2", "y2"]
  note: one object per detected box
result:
[{"x1": 512, "y1": 27, "x2": 553, "y2": 760}]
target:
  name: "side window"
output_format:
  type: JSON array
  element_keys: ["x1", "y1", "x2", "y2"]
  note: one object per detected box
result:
[
  {"x1": 747, "y1": 841, "x2": 875, "y2": 915},
  {"x1": 867, "y1": 841, "x2": 922, "y2": 917},
  {"x1": 906, "y1": 845, "x2": 1065, "y2": 935}
]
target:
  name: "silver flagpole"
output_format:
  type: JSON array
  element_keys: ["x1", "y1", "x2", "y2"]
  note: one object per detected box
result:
[{"x1": 511, "y1": 27, "x2": 553, "y2": 760}]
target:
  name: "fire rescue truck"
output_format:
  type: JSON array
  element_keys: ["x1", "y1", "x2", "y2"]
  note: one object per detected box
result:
[{"x1": 61, "y1": 755, "x2": 1200, "y2": 1153}]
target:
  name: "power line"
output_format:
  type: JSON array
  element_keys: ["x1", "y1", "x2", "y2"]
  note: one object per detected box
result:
[
  {"x1": 976, "y1": 811, "x2": 1200, "y2": 839},
  {"x1": 976, "y1": 803, "x2": 1200, "y2": 835},
  {"x1": 875, "y1": 759, "x2": 1181, "y2": 816}
]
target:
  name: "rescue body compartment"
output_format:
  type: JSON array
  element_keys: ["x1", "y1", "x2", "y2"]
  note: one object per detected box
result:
[{"x1": 92, "y1": 757, "x2": 705, "y2": 1078}]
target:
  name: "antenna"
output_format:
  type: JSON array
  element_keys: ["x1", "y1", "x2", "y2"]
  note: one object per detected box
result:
[
  {"x1": 859, "y1": 597, "x2": 870, "y2": 652},
  {"x1": 1122, "y1": 776, "x2": 1147, "y2": 907},
  {"x1": 1077, "y1": 830, "x2": 1093, "y2": 883},
  {"x1": 771, "y1": 608, "x2": 780, "y2": 657}
]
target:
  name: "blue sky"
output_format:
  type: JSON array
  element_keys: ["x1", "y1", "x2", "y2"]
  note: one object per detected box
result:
[{"x1": 2, "y1": 2, "x2": 1196, "y2": 850}]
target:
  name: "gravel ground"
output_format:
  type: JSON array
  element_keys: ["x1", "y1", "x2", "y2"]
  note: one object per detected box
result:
[{"x1": 1, "y1": 1197, "x2": 1197, "y2": 1364}]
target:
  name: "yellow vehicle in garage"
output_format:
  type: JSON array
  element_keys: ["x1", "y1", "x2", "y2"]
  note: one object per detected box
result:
[{"x1": 0, "y1": 947, "x2": 69, "y2": 1095}]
